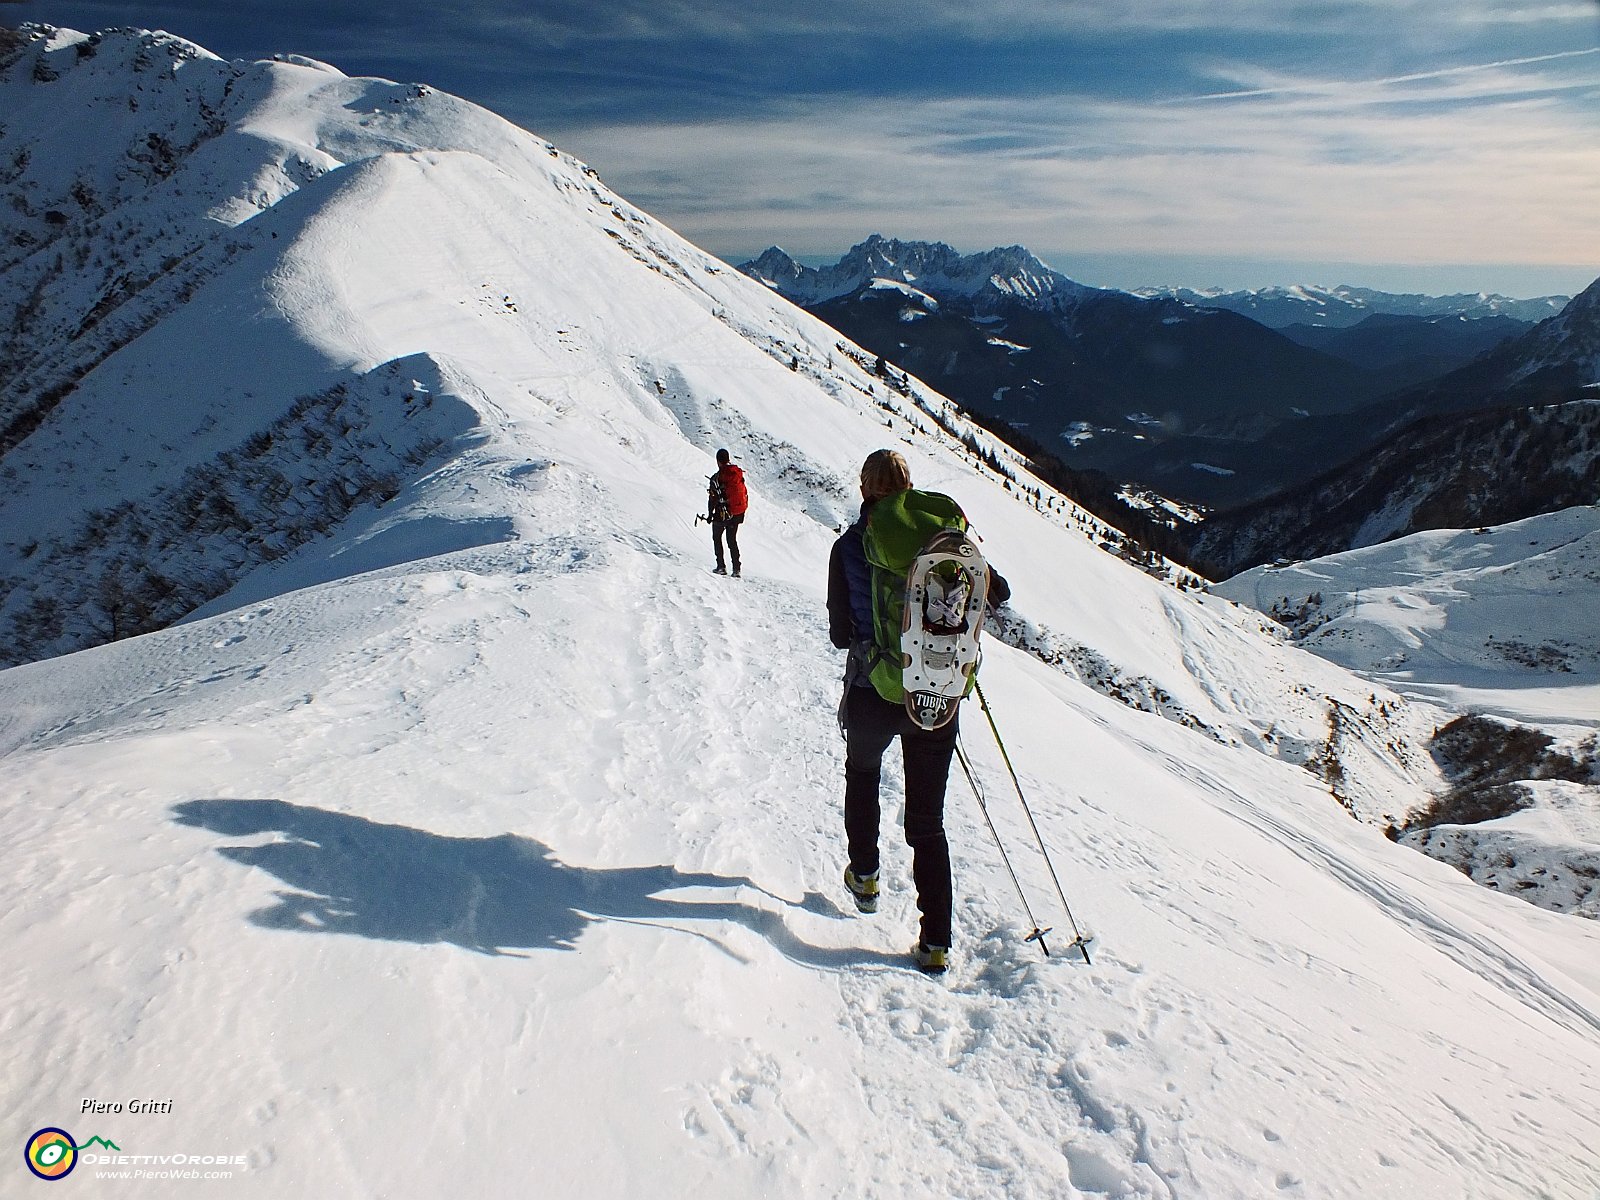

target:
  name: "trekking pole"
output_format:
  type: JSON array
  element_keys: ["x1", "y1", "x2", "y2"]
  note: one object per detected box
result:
[
  {"x1": 972, "y1": 679, "x2": 1094, "y2": 963},
  {"x1": 954, "y1": 738, "x2": 1054, "y2": 958}
]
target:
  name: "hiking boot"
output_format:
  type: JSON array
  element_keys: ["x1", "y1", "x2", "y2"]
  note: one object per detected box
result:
[
  {"x1": 713, "y1": 565, "x2": 727, "y2": 575},
  {"x1": 732, "y1": 567, "x2": 741, "y2": 578},
  {"x1": 843, "y1": 867, "x2": 879, "y2": 914},
  {"x1": 912, "y1": 942, "x2": 949, "y2": 975}
]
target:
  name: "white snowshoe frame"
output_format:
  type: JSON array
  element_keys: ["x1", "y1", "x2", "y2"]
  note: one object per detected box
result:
[{"x1": 899, "y1": 530, "x2": 989, "y2": 730}]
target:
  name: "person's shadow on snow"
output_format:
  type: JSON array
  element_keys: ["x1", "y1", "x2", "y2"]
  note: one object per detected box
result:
[{"x1": 173, "y1": 799, "x2": 899, "y2": 968}]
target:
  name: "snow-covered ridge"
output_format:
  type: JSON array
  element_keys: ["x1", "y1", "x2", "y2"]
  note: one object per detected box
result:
[
  {"x1": 3, "y1": 26, "x2": 1600, "y2": 1199},
  {"x1": 866, "y1": 276, "x2": 939, "y2": 308},
  {"x1": 0, "y1": 23, "x2": 1447, "y2": 809}
]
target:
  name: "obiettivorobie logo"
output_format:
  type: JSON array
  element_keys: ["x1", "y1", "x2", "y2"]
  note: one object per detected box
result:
[
  {"x1": 24, "y1": 1130, "x2": 119, "y2": 1182},
  {"x1": 24, "y1": 1128, "x2": 246, "y2": 1182}
]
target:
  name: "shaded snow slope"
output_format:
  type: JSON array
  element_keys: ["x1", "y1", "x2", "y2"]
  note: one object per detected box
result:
[{"x1": 4, "y1": 26, "x2": 1600, "y2": 1200}]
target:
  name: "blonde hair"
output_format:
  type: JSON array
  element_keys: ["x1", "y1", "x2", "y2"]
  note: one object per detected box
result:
[{"x1": 860, "y1": 449, "x2": 912, "y2": 501}]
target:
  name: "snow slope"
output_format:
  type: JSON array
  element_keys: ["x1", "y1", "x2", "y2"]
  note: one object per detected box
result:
[
  {"x1": 4, "y1": 27, "x2": 1600, "y2": 1199},
  {"x1": 1217, "y1": 507, "x2": 1600, "y2": 722},
  {"x1": 1218, "y1": 511, "x2": 1600, "y2": 921}
]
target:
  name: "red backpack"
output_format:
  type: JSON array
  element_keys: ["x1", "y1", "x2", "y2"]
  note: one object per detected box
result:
[{"x1": 711, "y1": 463, "x2": 747, "y2": 518}]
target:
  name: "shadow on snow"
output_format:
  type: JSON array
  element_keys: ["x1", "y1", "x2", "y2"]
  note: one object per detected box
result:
[{"x1": 173, "y1": 798, "x2": 900, "y2": 970}]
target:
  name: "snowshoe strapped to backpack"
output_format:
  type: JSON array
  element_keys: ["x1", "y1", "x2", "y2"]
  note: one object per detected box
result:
[{"x1": 862, "y1": 489, "x2": 990, "y2": 730}]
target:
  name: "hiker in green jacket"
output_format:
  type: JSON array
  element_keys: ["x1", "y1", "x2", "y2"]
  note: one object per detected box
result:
[{"x1": 826, "y1": 449, "x2": 1010, "y2": 973}]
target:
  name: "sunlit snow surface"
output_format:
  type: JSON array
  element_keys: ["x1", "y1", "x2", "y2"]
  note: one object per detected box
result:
[
  {"x1": 3, "y1": 28, "x2": 1600, "y2": 1199},
  {"x1": 1220, "y1": 508, "x2": 1600, "y2": 727},
  {"x1": 1220, "y1": 510, "x2": 1600, "y2": 925}
]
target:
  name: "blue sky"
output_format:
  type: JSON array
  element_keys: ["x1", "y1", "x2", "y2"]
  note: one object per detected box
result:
[{"x1": 11, "y1": 0, "x2": 1600, "y2": 296}]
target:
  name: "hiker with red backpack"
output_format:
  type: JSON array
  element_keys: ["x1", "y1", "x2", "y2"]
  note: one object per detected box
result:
[
  {"x1": 827, "y1": 449, "x2": 1010, "y2": 974},
  {"x1": 707, "y1": 449, "x2": 747, "y2": 577}
]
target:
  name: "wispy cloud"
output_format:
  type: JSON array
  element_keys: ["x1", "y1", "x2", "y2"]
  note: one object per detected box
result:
[
  {"x1": 563, "y1": 54, "x2": 1600, "y2": 282},
  {"x1": 484, "y1": 0, "x2": 1600, "y2": 41},
  {"x1": 536, "y1": 5, "x2": 1600, "y2": 286},
  {"x1": 1185, "y1": 46, "x2": 1600, "y2": 102}
]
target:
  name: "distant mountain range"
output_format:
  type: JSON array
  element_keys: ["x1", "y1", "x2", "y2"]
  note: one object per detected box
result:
[
  {"x1": 743, "y1": 238, "x2": 1090, "y2": 309},
  {"x1": 1186, "y1": 279, "x2": 1600, "y2": 576},
  {"x1": 1384, "y1": 275, "x2": 1600, "y2": 423},
  {"x1": 743, "y1": 239, "x2": 1600, "y2": 580},
  {"x1": 1136, "y1": 284, "x2": 1568, "y2": 330},
  {"x1": 744, "y1": 238, "x2": 1390, "y2": 504},
  {"x1": 741, "y1": 238, "x2": 1574, "y2": 507}
]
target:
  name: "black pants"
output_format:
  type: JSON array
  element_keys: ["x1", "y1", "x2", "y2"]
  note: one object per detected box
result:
[
  {"x1": 712, "y1": 515, "x2": 742, "y2": 572},
  {"x1": 843, "y1": 683, "x2": 956, "y2": 947}
]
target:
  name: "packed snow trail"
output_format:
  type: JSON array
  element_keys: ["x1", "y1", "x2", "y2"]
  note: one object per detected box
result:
[{"x1": 8, "y1": 528, "x2": 1600, "y2": 1198}]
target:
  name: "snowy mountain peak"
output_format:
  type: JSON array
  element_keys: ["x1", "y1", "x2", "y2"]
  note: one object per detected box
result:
[
  {"x1": 740, "y1": 234, "x2": 1094, "y2": 308},
  {"x1": 1561, "y1": 274, "x2": 1600, "y2": 322},
  {"x1": 741, "y1": 244, "x2": 807, "y2": 289},
  {"x1": 1488, "y1": 274, "x2": 1600, "y2": 387},
  {"x1": 10, "y1": 21, "x2": 218, "y2": 71}
]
